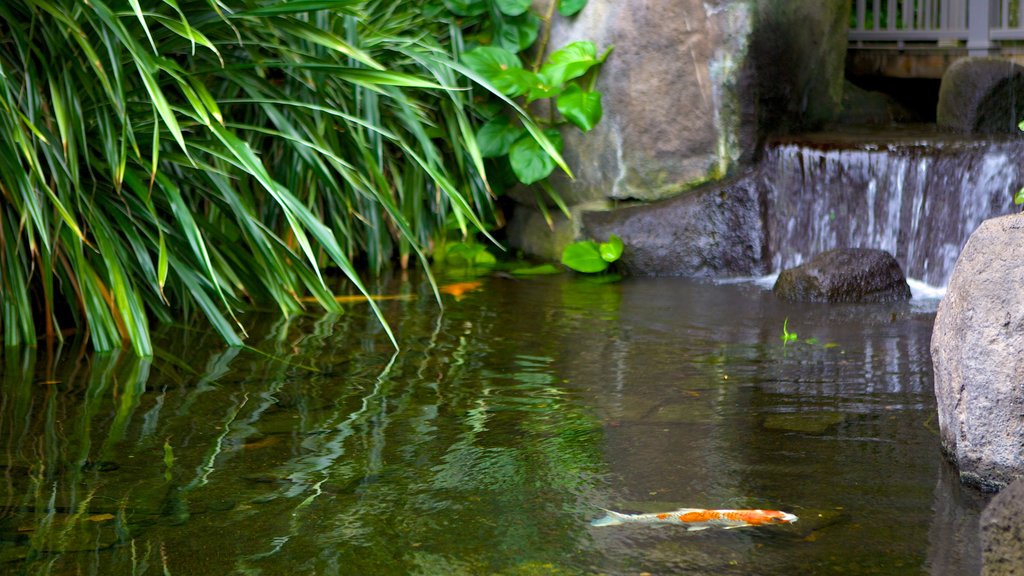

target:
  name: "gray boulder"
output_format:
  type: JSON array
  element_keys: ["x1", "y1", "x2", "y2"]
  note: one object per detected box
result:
[
  {"x1": 539, "y1": 0, "x2": 850, "y2": 205},
  {"x1": 772, "y1": 248, "x2": 912, "y2": 303},
  {"x1": 579, "y1": 172, "x2": 766, "y2": 277},
  {"x1": 542, "y1": 0, "x2": 754, "y2": 204},
  {"x1": 981, "y1": 477, "x2": 1024, "y2": 574},
  {"x1": 937, "y1": 57, "x2": 1024, "y2": 134},
  {"x1": 932, "y1": 213, "x2": 1024, "y2": 491}
]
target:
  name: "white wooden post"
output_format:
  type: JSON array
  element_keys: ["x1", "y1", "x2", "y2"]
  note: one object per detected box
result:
[{"x1": 967, "y1": 0, "x2": 994, "y2": 54}]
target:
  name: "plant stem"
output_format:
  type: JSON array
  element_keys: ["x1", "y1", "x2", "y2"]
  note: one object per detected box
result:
[{"x1": 532, "y1": 0, "x2": 559, "y2": 72}]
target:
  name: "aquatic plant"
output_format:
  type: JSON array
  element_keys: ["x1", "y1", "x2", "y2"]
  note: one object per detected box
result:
[
  {"x1": 560, "y1": 234, "x2": 623, "y2": 273},
  {"x1": 780, "y1": 318, "x2": 798, "y2": 346},
  {"x1": 0, "y1": 0, "x2": 575, "y2": 355}
]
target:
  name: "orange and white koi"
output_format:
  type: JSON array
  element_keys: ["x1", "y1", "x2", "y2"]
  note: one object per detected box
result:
[{"x1": 590, "y1": 508, "x2": 798, "y2": 530}]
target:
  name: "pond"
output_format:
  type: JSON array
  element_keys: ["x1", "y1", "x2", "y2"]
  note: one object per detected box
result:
[{"x1": 0, "y1": 274, "x2": 987, "y2": 575}]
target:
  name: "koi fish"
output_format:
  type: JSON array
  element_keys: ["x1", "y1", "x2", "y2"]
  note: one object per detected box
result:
[
  {"x1": 439, "y1": 281, "x2": 482, "y2": 300},
  {"x1": 590, "y1": 508, "x2": 798, "y2": 530}
]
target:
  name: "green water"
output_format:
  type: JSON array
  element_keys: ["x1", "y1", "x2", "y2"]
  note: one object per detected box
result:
[{"x1": 0, "y1": 275, "x2": 985, "y2": 575}]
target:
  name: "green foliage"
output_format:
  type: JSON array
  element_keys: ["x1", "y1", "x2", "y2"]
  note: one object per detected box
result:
[
  {"x1": 781, "y1": 318, "x2": 798, "y2": 346},
  {"x1": 0, "y1": 0, "x2": 548, "y2": 354},
  {"x1": 457, "y1": 0, "x2": 611, "y2": 197},
  {"x1": 439, "y1": 241, "x2": 498, "y2": 268},
  {"x1": 560, "y1": 235, "x2": 622, "y2": 273}
]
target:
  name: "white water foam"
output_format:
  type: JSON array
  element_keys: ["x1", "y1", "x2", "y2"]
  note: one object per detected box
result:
[{"x1": 717, "y1": 274, "x2": 945, "y2": 303}]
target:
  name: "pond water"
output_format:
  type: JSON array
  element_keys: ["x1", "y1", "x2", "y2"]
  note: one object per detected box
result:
[{"x1": 0, "y1": 274, "x2": 988, "y2": 575}]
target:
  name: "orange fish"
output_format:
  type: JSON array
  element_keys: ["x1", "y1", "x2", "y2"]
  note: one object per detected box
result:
[
  {"x1": 590, "y1": 508, "x2": 798, "y2": 530},
  {"x1": 439, "y1": 281, "x2": 482, "y2": 300}
]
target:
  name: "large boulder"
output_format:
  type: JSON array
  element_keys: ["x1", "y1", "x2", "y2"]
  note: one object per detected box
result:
[
  {"x1": 937, "y1": 57, "x2": 1024, "y2": 134},
  {"x1": 772, "y1": 248, "x2": 912, "y2": 303},
  {"x1": 538, "y1": 0, "x2": 850, "y2": 206},
  {"x1": 579, "y1": 172, "x2": 766, "y2": 277},
  {"x1": 932, "y1": 213, "x2": 1024, "y2": 491},
  {"x1": 541, "y1": 0, "x2": 754, "y2": 204},
  {"x1": 980, "y1": 477, "x2": 1024, "y2": 574}
]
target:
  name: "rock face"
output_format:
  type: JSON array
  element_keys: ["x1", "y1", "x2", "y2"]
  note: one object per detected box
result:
[
  {"x1": 539, "y1": 0, "x2": 850, "y2": 206},
  {"x1": 980, "y1": 477, "x2": 1024, "y2": 575},
  {"x1": 508, "y1": 0, "x2": 853, "y2": 265},
  {"x1": 579, "y1": 172, "x2": 766, "y2": 277},
  {"x1": 932, "y1": 213, "x2": 1024, "y2": 492},
  {"x1": 543, "y1": 0, "x2": 753, "y2": 204},
  {"x1": 772, "y1": 249, "x2": 912, "y2": 303},
  {"x1": 937, "y1": 57, "x2": 1024, "y2": 134}
]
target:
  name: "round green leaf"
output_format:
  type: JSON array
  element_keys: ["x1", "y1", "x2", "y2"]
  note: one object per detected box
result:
[
  {"x1": 444, "y1": 0, "x2": 488, "y2": 16},
  {"x1": 476, "y1": 116, "x2": 526, "y2": 158},
  {"x1": 496, "y1": 0, "x2": 532, "y2": 16},
  {"x1": 510, "y1": 263, "x2": 562, "y2": 276},
  {"x1": 462, "y1": 46, "x2": 536, "y2": 97},
  {"x1": 496, "y1": 11, "x2": 541, "y2": 52},
  {"x1": 556, "y1": 84, "x2": 602, "y2": 132},
  {"x1": 599, "y1": 234, "x2": 623, "y2": 262},
  {"x1": 561, "y1": 241, "x2": 609, "y2": 273},
  {"x1": 540, "y1": 41, "x2": 598, "y2": 87},
  {"x1": 1015, "y1": 186, "x2": 1024, "y2": 205},
  {"x1": 558, "y1": 0, "x2": 588, "y2": 16},
  {"x1": 508, "y1": 129, "x2": 563, "y2": 185}
]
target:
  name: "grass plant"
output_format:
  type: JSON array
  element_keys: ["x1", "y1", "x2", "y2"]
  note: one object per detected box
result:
[{"x1": 0, "y1": 0, "x2": 555, "y2": 355}]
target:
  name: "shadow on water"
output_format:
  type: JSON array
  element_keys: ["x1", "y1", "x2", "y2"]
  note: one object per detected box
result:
[{"x1": 0, "y1": 274, "x2": 985, "y2": 575}]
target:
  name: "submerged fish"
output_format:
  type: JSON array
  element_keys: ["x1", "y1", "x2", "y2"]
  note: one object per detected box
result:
[{"x1": 590, "y1": 508, "x2": 798, "y2": 531}]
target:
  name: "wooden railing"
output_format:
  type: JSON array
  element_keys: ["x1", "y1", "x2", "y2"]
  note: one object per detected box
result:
[{"x1": 850, "y1": 0, "x2": 1024, "y2": 53}]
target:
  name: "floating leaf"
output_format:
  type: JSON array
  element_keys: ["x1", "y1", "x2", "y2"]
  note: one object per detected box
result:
[
  {"x1": 510, "y1": 263, "x2": 562, "y2": 276},
  {"x1": 556, "y1": 84, "x2": 602, "y2": 132},
  {"x1": 476, "y1": 116, "x2": 525, "y2": 158},
  {"x1": 558, "y1": 0, "x2": 588, "y2": 16},
  {"x1": 598, "y1": 234, "x2": 623, "y2": 262},
  {"x1": 561, "y1": 241, "x2": 609, "y2": 273}
]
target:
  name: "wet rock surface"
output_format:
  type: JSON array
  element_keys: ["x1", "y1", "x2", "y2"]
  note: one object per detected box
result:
[
  {"x1": 937, "y1": 57, "x2": 1024, "y2": 134},
  {"x1": 580, "y1": 172, "x2": 766, "y2": 277},
  {"x1": 772, "y1": 248, "x2": 912, "y2": 303},
  {"x1": 932, "y1": 213, "x2": 1024, "y2": 492},
  {"x1": 981, "y1": 478, "x2": 1024, "y2": 575}
]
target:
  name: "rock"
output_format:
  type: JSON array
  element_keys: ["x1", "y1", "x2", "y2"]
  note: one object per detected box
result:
[
  {"x1": 579, "y1": 171, "x2": 766, "y2": 277},
  {"x1": 838, "y1": 80, "x2": 913, "y2": 125},
  {"x1": 937, "y1": 57, "x2": 1024, "y2": 134},
  {"x1": 538, "y1": 0, "x2": 850, "y2": 205},
  {"x1": 981, "y1": 478, "x2": 1024, "y2": 575},
  {"x1": 932, "y1": 213, "x2": 1024, "y2": 491},
  {"x1": 540, "y1": 0, "x2": 754, "y2": 203},
  {"x1": 503, "y1": 202, "x2": 581, "y2": 263},
  {"x1": 772, "y1": 248, "x2": 912, "y2": 303},
  {"x1": 749, "y1": 0, "x2": 851, "y2": 134}
]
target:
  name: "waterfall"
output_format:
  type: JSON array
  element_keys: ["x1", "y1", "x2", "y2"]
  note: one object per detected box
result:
[{"x1": 761, "y1": 135, "x2": 1024, "y2": 287}]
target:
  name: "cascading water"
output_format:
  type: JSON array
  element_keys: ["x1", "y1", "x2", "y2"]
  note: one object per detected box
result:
[{"x1": 761, "y1": 132, "x2": 1024, "y2": 287}]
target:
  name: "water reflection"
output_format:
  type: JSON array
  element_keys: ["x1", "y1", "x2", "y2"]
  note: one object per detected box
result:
[{"x1": 0, "y1": 275, "x2": 981, "y2": 574}]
